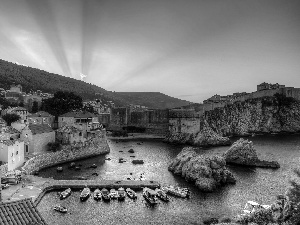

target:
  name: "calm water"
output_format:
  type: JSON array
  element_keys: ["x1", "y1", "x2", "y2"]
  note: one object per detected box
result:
[{"x1": 37, "y1": 134, "x2": 300, "y2": 225}]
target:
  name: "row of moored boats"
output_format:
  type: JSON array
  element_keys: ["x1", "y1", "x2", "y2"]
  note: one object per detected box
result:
[{"x1": 54, "y1": 185, "x2": 190, "y2": 213}]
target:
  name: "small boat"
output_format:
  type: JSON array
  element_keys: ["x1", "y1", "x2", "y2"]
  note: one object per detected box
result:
[
  {"x1": 53, "y1": 205, "x2": 67, "y2": 213},
  {"x1": 117, "y1": 187, "x2": 126, "y2": 201},
  {"x1": 126, "y1": 188, "x2": 137, "y2": 199},
  {"x1": 162, "y1": 186, "x2": 190, "y2": 198},
  {"x1": 60, "y1": 188, "x2": 71, "y2": 200},
  {"x1": 109, "y1": 189, "x2": 119, "y2": 199},
  {"x1": 155, "y1": 188, "x2": 170, "y2": 202},
  {"x1": 143, "y1": 187, "x2": 158, "y2": 206},
  {"x1": 80, "y1": 187, "x2": 91, "y2": 201},
  {"x1": 69, "y1": 162, "x2": 76, "y2": 168},
  {"x1": 90, "y1": 164, "x2": 97, "y2": 168},
  {"x1": 57, "y1": 167, "x2": 63, "y2": 172},
  {"x1": 242, "y1": 201, "x2": 271, "y2": 215},
  {"x1": 101, "y1": 188, "x2": 110, "y2": 201},
  {"x1": 93, "y1": 189, "x2": 102, "y2": 201}
]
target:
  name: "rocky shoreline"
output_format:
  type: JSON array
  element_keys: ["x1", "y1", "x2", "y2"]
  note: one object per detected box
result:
[
  {"x1": 164, "y1": 121, "x2": 231, "y2": 147},
  {"x1": 168, "y1": 147, "x2": 236, "y2": 192},
  {"x1": 224, "y1": 138, "x2": 280, "y2": 168}
]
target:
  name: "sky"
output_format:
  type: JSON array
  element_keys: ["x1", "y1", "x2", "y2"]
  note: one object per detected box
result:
[{"x1": 0, "y1": 0, "x2": 300, "y2": 103}]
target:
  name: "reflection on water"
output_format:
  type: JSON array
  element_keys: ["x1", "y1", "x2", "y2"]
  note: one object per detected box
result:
[{"x1": 37, "y1": 134, "x2": 300, "y2": 224}]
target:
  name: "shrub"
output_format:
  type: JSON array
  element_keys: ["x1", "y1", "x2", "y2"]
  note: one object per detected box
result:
[{"x1": 47, "y1": 142, "x2": 61, "y2": 152}]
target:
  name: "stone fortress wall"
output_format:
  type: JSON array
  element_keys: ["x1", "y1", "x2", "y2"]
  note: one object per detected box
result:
[{"x1": 21, "y1": 130, "x2": 110, "y2": 174}]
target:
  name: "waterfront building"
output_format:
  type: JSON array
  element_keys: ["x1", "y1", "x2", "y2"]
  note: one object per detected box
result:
[
  {"x1": 0, "y1": 129, "x2": 24, "y2": 171},
  {"x1": 56, "y1": 125, "x2": 85, "y2": 144},
  {"x1": 20, "y1": 124, "x2": 55, "y2": 155},
  {"x1": 27, "y1": 111, "x2": 55, "y2": 128},
  {"x1": 58, "y1": 111, "x2": 100, "y2": 138},
  {"x1": 0, "y1": 198, "x2": 47, "y2": 224}
]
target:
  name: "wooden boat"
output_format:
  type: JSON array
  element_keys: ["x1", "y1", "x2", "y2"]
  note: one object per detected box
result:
[
  {"x1": 60, "y1": 188, "x2": 71, "y2": 200},
  {"x1": 93, "y1": 188, "x2": 102, "y2": 201},
  {"x1": 101, "y1": 188, "x2": 110, "y2": 201},
  {"x1": 80, "y1": 187, "x2": 90, "y2": 201},
  {"x1": 53, "y1": 205, "x2": 67, "y2": 213},
  {"x1": 162, "y1": 186, "x2": 190, "y2": 198},
  {"x1": 126, "y1": 188, "x2": 137, "y2": 199},
  {"x1": 56, "y1": 167, "x2": 63, "y2": 172},
  {"x1": 117, "y1": 187, "x2": 126, "y2": 201},
  {"x1": 109, "y1": 188, "x2": 119, "y2": 199},
  {"x1": 242, "y1": 201, "x2": 271, "y2": 215},
  {"x1": 155, "y1": 188, "x2": 170, "y2": 202},
  {"x1": 143, "y1": 187, "x2": 158, "y2": 205}
]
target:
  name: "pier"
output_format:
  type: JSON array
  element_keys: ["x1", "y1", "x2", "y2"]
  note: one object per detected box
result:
[{"x1": 34, "y1": 179, "x2": 160, "y2": 206}]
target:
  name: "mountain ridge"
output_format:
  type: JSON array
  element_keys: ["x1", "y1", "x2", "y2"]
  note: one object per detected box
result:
[{"x1": 0, "y1": 59, "x2": 192, "y2": 109}]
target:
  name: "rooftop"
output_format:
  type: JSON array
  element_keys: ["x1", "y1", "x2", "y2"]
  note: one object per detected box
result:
[
  {"x1": 28, "y1": 124, "x2": 53, "y2": 135},
  {"x1": 60, "y1": 111, "x2": 96, "y2": 118},
  {"x1": 0, "y1": 198, "x2": 47, "y2": 225},
  {"x1": 28, "y1": 111, "x2": 53, "y2": 118},
  {"x1": 56, "y1": 125, "x2": 82, "y2": 133}
]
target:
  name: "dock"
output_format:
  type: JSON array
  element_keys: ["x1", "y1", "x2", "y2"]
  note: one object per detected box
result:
[{"x1": 34, "y1": 179, "x2": 160, "y2": 206}]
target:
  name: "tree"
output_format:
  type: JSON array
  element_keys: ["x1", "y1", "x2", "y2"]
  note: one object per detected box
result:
[
  {"x1": 31, "y1": 101, "x2": 39, "y2": 113},
  {"x1": 42, "y1": 91, "x2": 83, "y2": 118},
  {"x1": 2, "y1": 113, "x2": 21, "y2": 125}
]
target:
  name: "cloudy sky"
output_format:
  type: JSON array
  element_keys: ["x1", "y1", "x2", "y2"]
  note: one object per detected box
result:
[{"x1": 0, "y1": 0, "x2": 299, "y2": 102}]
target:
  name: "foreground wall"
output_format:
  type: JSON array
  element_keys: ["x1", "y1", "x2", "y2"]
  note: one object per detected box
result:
[{"x1": 22, "y1": 131, "x2": 110, "y2": 174}]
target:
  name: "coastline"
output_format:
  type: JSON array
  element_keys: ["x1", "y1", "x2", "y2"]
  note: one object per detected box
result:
[{"x1": 107, "y1": 133, "x2": 165, "y2": 140}]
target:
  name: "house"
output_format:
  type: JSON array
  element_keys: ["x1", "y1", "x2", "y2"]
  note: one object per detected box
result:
[
  {"x1": 0, "y1": 118, "x2": 7, "y2": 128},
  {"x1": 27, "y1": 111, "x2": 55, "y2": 128},
  {"x1": 20, "y1": 124, "x2": 55, "y2": 155},
  {"x1": 0, "y1": 198, "x2": 47, "y2": 224},
  {"x1": 0, "y1": 126, "x2": 20, "y2": 140},
  {"x1": 56, "y1": 125, "x2": 85, "y2": 144},
  {"x1": 58, "y1": 111, "x2": 100, "y2": 137},
  {"x1": 0, "y1": 129, "x2": 24, "y2": 171},
  {"x1": 1, "y1": 107, "x2": 29, "y2": 121}
]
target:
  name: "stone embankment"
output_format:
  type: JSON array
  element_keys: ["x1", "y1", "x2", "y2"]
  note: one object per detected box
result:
[
  {"x1": 205, "y1": 95, "x2": 300, "y2": 136},
  {"x1": 22, "y1": 135, "x2": 110, "y2": 174},
  {"x1": 168, "y1": 147, "x2": 236, "y2": 192},
  {"x1": 165, "y1": 121, "x2": 231, "y2": 147},
  {"x1": 223, "y1": 138, "x2": 280, "y2": 168},
  {"x1": 34, "y1": 179, "x2": 160, "y2": 206}
]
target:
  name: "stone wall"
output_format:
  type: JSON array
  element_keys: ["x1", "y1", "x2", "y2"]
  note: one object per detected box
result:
[
  {"x1": 169, "y1": 118, "x2": 200, "y2": 134},
  {"x1": 22, "y1": 131, "x2": 110, "y2": 174},
  {"x1": 32, "y1": 132, "x2": 55, "y2": 154}
]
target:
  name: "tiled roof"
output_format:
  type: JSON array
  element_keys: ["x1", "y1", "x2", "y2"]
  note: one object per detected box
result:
[
  {"x1": 5, "y1": 126, "x2": 20, "y2": 134},
  {"x1": 28, "y1": 111, "x2": 53, "y2": 118},
  {"x1": 59, "y1": 111, "x2": 96, "y2": 118},
  {"x1": 0, "y1": 198, "x2": 47, "y2": 225},
  {"x1": 56, "y1": 125, "x2": 82, "y2": 133},
  {"x1": 10, "y1": 107, "x2": 27, "y2": 111},
  {"x1": 28, "y1": 124, "x2": 53, "y2": 135},
  {"x1": 0, "y1": 140, "x2": 16, "y2": 146},
  {"x1": 0, "y1": 117, "x2": 6, "y2": 124}
]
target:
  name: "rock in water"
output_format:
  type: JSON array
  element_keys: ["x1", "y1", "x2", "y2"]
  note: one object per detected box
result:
[
  {"x1": 223, "y1": 138, "x2": 280, "y2": 168},
  {"x1": 168, "y1": 147, "x2": 236, "y2": 192}
]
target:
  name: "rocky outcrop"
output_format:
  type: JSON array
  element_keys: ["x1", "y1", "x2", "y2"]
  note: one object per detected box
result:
[
  {"x1": 165, "y1": 122, "x2": 231, "y2": 147},
  {"x1": 223, "y1": 138, "x2": 280, "y2": 168},
  {"x1": 168, "y1": 147, "x2": 236, "y2": 192},
  {"x1": 205, "y1": 95, "x2": 300, "y2": 136}
]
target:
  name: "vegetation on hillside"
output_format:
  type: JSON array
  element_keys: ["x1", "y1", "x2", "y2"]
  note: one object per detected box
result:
[{"x1": 0, "y1": 59, "x2": 192, "y2": 109}]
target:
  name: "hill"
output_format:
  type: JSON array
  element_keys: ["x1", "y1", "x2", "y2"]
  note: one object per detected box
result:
[{"x1": 0, "y1": 59, "x2": 192, "y2": 109}]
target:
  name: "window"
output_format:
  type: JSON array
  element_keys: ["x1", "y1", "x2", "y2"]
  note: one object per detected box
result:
[
  {"x1": 11, "y1": 153, "x2": 13, "y2": 157},
  {"x1": 25, "y1": 145, "x2": 29, "y2": 153},
  {"x1": 79, "y1": 132, "x2": 82, "y2": 136},
  {"x1": 16, "y1": 151, "x2": 18, "y2": 155}
]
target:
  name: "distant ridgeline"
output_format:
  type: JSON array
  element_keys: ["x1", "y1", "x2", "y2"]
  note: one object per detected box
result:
[{"x1": 0, "y1": 59, "x2": 191, "y2": 109}]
